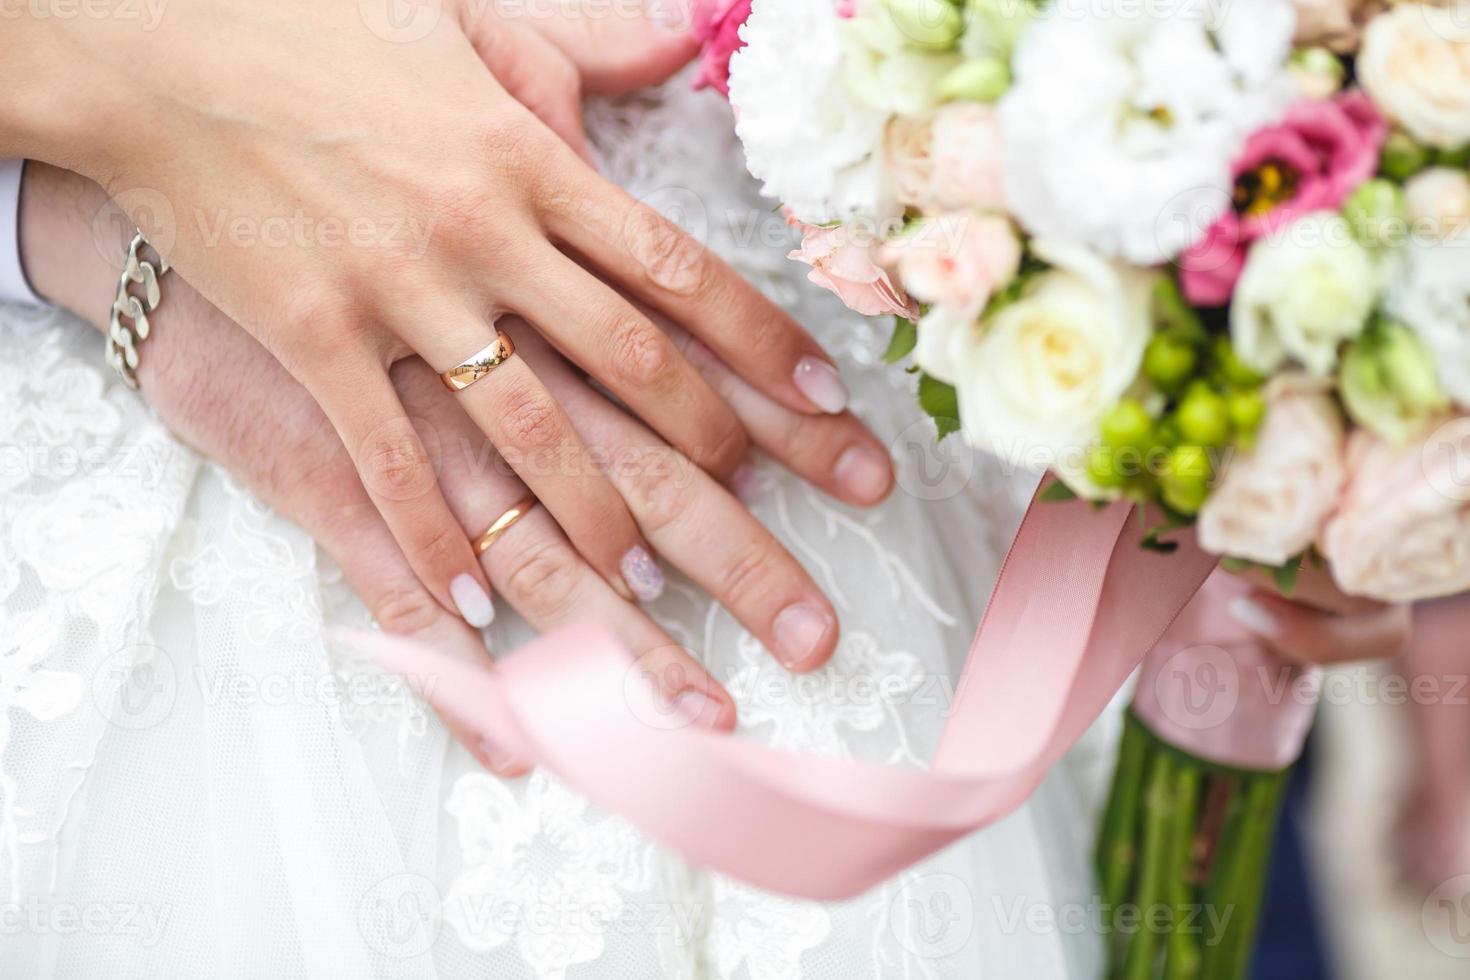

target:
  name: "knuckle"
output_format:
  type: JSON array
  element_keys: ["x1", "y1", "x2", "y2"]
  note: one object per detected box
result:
[
  {"x1": 699, "y1": 419, "x2": 748, "y2": 481},
  {"x1": 606, "y1": 318, "x2": 675, "y2": 390},
  {"x1": 716, "y1": 543, "x2": 774, "y2": 610},
  {"x1": 500, "y1": 386, "x2": 565, "y2": 450},
  {"x1": 623, "y1": 447, "x2": 691, "y2": 534},
  {"x1": 498, "y1": 536, "x2": 583, "y2": 619},
  {"x1": 628, "y1": 211, "x2": 709, "y2": 297},
  {"x1": 359, "y1": 421, "x2": 435, "y2": 500},
  {"x1": 373, "y1": 587, "x2": 444, "y2": 637},
  {"x1": 411, "y1": 521, "x2": 465, "y2": 569}
]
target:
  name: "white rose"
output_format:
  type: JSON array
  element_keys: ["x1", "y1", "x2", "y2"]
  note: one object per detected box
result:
[
  {"x1": 915, "y1": 238, "x2": 1156, "y2": 497},
  {"x1": 1198, "y1": 377, "x2": 1347, "y2": 566},
  {"x1": 729, "y1": 0, "x2": 897, "y2": 225},
  {"x1": 1231, "y1": 212, "x2": 1378, "y2": 377},
  {"x1": 1358, "y1": 4, "x2": 1470, "y2": 150},
  {"x1": 1405, "y1": 166, "x2": 1470, "y2": 239},
  {"x1": 1386, "y1": 226, "x2": 1470, "y2": 406},
  {"x1": 1322, "y1": 422, "x2": 1470, "y2": 602}
]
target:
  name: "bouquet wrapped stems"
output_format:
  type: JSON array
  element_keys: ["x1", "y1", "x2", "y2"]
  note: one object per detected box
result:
[{"x1": 1098, "y1": 709, "x2": 1291, "y2": 980}]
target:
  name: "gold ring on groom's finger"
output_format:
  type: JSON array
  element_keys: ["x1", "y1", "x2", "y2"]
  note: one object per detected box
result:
[
  {"x1": 441, "y1": 330, "x2": 516, "y2": 392},
  {"x1": 474, "y1": 496, "x2": 539, "y2": 556}
]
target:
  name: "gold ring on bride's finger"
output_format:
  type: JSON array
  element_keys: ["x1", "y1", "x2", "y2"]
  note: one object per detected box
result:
[
  {"x1": 473, "y1": 496, "x2": 538, "y2": 555},
  {"x1": 441, "y1": 330, "x2": 516, "y2": 392}
]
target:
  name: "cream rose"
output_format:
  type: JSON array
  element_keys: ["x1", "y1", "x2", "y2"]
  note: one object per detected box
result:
[
  {"x1": 1405, "y1": 166, "x2": 1470, "y2": 239},
  {"x1": 1231, "y1": 212, "x2": 1378, "y2": 377},
  {"x1": 1321, "y1": 420, "x2": 1470, "y2": 601},
  {"x1": 1197, "y1": 377, "x2": 1347, "y2": 566},
  {"x1": 885, "y1": 116, "x2": 935, "y2": 211},
  {"x1": 1290, "y1": 0, "x2": 1384, "y2": 52},
  {"x1": 1358, "y1": 4, "x2": 1470, "y2": 149},
  {"x1": 915, "y1": 237, "x2": 1155, "y2": 497}
]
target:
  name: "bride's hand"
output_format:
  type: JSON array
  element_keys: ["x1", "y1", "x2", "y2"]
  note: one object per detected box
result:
[
  {"x1": 23, "y1": 164, "x2": 862, "y2": 771},
  {"x1": 7, "y1": 0, "x2": 870, "y2": 625},
  {"x1": 1228, "y1": 564, "x2": 1411, "y2": 666}
]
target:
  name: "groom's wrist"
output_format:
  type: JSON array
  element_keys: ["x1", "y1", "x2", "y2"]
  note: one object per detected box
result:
[{"x1": 17, "y1": 162, "x2": 126, "y2": 329}]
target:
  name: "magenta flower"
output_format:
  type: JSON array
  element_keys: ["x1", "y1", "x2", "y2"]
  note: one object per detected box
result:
[
  {"x1": 691, "y1": 0, "x2": 753, "y2": 98},
  {"x1": 1179, "y1": 92, "x2": 1388, "y2": 306}
]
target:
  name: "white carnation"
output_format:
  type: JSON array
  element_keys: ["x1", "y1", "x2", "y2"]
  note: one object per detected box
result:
[
  {"x1": 999, "y1": 0, "x2": 1298, "y2": 264},
  {"x1": 1387, "y1": 227, "x2": 1470, "y2": 407},
  {"x1": 1231, "y1": 212, "x2": 1378, "y2": 377},
  {"x1": 729, "y1": 0, "x2": 897, "y2": 226}
]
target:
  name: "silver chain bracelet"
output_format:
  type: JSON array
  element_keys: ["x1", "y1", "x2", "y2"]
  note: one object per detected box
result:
[{"x1": 105, "y1": 231, "x2": 170, "y2": 390}]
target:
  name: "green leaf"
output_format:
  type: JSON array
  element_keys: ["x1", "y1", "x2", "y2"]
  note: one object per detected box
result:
[
  {"x1": 917, "y1": 373, "x2": 961, "y2": 440},
  {"x1": 1039, "y1": 480, "x2": 1078, "y2": 503},
  {"x1": 883, "y1": 317, "x2": 918, "y2": 364},
  {"x1": 1272, "y1": 558, "x2": 1301, "y2": 596}
]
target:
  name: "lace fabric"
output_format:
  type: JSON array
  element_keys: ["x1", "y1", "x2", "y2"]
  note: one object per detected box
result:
[{"x1": 0, "y1": 72, "x2": 1109, "y2": 978}]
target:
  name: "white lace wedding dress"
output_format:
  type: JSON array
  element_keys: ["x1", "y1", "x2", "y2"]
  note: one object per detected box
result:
[{"x1": 0, "y1": 74, "x2": 1115, "y2": 978}]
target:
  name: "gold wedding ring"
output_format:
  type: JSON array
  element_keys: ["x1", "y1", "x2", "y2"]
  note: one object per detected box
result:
[
  {"x1": 473, "y1": 496, "x2": 538, "y2": 555},
  {"x1": 441, "y1": 330, "x2": 516, "y2": 392}
]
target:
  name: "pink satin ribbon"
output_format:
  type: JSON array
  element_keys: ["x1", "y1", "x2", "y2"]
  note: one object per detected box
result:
[
  {"x1": 1133, "y1": 570, "x2": 1321, "y2": 772},
  {"x1": 346, "y1": 493, "x2": 1219, "y2": 900}
]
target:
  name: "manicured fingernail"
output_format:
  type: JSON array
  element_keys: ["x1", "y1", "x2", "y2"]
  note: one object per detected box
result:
[
  {"x1": 730, "y1": 461, "x2": 760, "y2": 503},
  {"x1": 620, "y1": 546, "x2": 665, "y2": 603},
  {"x1": 672, "y1": 689, "x2": 718, "y2": 728},
  {"x1": 1229, "y1": 596, "x2": 1278, "y2": 636},
  {"x1": 794, "y1": 357, "x2": 849, "y2": 414},
  {"x1": 834, "y1": 445, "x2": 893, "y2": 504},
  {"x1": 649, "y1": 0, "x2": 691, "y2": 30},
  {"x1": 773, "y1": 602, "x2": 834, "y2": 669},
  {"x1": 477, "y1": 736, "x2": 519, "y2": 773},
  {"x1": 450, "y1": 573, "x2": 495, "y2": 628}
]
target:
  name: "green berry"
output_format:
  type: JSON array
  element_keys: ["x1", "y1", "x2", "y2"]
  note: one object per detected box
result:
[
  {"x1": 1226, "y1": 389, "x2": 1267, "y2": 437},
  {"x1": 1159, "y1": 445, "x2": 1212, "y2": 515},
  {"x1": 1143, "y1": 334, "x2": 1198, "y2": 391},
  {"x1": 1213, "y1": 337, "x2": 1264, "y2": 388},
  {"x1": 1100, "y1": 398, "x2": 1154, "y2": 451},
  {"x1": 1381, "y1": 129, "x2": 1430, "y2": 181},
  {"x1": 1176, "y1": 387, "x2": 1231, "y2": 447},
  {"x1": 1085, "y1": 444, "x2": 1127, "y2": 489}
]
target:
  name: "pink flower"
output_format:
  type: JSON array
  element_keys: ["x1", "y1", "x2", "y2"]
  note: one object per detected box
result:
[
  {"x1": 787, "y1": 214, "x2": 920, "y2": 320},
  {"x1": 691, "y1": 0, "x2": 753, "y2": 98},
  {"x1": 1179, "y1": 93, "x2": 1388, "y2": 306},
  {"x1": 1197, "y1": 376, "x2": 1346, "y2": 566},
  {"x1": 928, "y1": 104, "x2": 1008, "y2": 214},
  {"x1": 1321, "y1": 421, "x2": 1470, "y2": 602},
  {"x1": 880, "y1": 213, "x2": 1021, "y2": 317}
]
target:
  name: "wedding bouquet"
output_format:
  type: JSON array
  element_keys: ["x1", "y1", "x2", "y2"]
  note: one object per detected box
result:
[
  {"x1": 692, "y1": 0, "x2": 1470, "y2": 974},
  {"x1": 698, "y1": 0, "x2": 1470, "y2": 604}
]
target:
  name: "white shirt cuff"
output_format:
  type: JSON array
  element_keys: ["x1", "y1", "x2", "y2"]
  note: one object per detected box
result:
[{"x1": 0, "y1": 160, "x2": 46, "y2": 307}]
